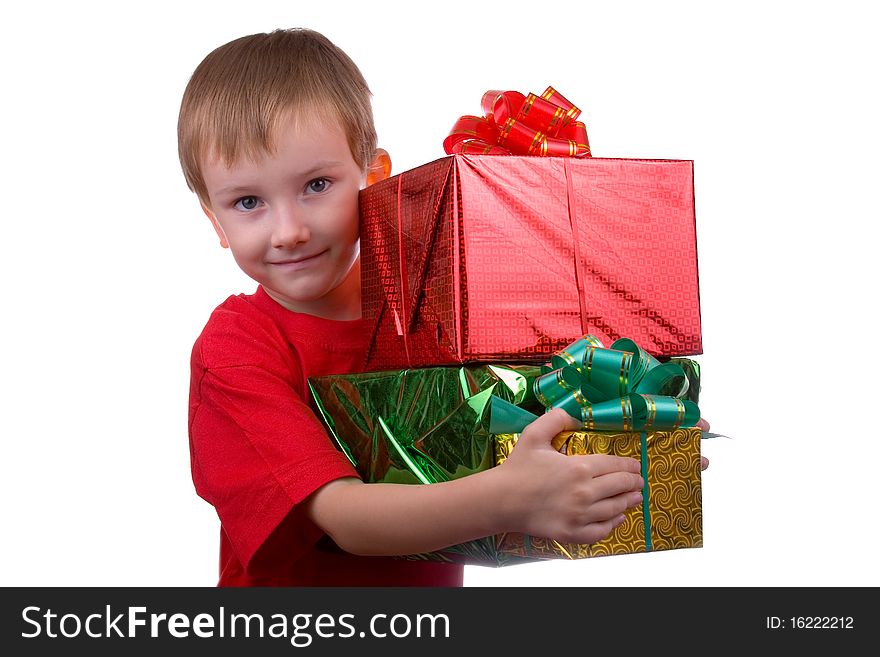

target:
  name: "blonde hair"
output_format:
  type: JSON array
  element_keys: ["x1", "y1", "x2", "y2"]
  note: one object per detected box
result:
[{"x1": 178, "y1": 28, "x2": 377, "y2": 203}]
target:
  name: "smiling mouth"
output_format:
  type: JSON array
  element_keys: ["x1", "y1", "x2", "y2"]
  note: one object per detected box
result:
[{"x1": 269, "y1": 251, "x2": 326, "y2": 269}]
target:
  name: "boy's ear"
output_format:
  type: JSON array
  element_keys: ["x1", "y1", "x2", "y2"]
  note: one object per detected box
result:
[
  {"x1": 365, "y1": 148, "x2": 392, "y2": 187},
  {"x1": 201, "y1": 202, "x2": 229, "y2": 249}
]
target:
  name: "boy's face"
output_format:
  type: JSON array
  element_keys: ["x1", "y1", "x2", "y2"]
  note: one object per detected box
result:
[{"x1": 200, "y1": 115, "x2": 374, "y2": 320}]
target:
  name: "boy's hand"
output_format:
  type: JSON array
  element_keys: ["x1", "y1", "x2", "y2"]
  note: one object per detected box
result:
[
  {"x1": 497, "y1": 408, "x2": 644, "y2": 546},
  {"x1": 697, "y1": 417, "x2": 710, "y2": 471}
]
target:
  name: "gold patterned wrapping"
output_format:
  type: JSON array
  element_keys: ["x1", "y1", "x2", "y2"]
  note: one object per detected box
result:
[{"x1": 494, "y1": 427, "x2": 702, "y2": 559}]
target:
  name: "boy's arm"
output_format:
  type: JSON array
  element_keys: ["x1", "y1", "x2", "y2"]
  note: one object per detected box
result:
[{"x1": 303, "y1": 409, "x2": 644, "y2": 557}]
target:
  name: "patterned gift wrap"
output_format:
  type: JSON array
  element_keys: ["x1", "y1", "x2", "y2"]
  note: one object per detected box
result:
[
  {"x1": 359, "y1": 154, "x2": 702, "y2": 372},
  {"x1": 494, "y1": 428, "x2": 702, "y2": 560}
]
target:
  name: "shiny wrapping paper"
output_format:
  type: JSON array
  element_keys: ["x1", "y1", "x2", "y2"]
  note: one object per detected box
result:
[
  {"x1": 495, "y1": 429, "x2": 702, "y2": 559},
  {"x1": 308, "y1": 361, "x2": 702, "y2": 566},
  {"x1": 359, "y1": 154, "x2": 702, "y2": 372}
]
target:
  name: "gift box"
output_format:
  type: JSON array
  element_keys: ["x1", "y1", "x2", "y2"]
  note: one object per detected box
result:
[
  {"x1": 309, "y1": 337, "x2": 703, "y2": 566},
  {"x1": 359, "y1": 153, "x2": 702, "y2": 371},
  {"x1": 494, "y1": 429, "x2": 702, "y2": 560}
]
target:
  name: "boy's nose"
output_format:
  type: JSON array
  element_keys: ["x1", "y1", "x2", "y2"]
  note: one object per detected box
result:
[{"x1": 271, "y1": 204, "x2": 310, "y2": 248}]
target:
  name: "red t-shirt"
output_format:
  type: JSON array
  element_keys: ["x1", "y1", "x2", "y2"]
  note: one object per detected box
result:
[{"x1": 189, "y1": 286, "x2": 464, "y2": 586}]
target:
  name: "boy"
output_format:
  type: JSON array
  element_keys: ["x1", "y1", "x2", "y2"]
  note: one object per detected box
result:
[{"x1": 178, "y1": 28, "x2": 647, "y2": 586}]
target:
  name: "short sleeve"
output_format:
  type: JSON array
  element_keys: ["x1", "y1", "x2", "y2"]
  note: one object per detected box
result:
[{"x1": 189, "y1": 313, "x2": 358, "y2": 574}]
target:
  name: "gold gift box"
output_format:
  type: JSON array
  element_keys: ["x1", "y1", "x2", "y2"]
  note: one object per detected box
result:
[{"x1": 493, "y1": 427, "x2": 703, "y2": 559}]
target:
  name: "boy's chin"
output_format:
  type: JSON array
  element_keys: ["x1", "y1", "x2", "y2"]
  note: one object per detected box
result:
[{"x1": 261, "y1": 284, "x2": 359, "y2": 319}]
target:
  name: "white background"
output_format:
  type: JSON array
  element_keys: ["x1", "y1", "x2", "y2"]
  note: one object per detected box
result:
[{"x1": 2, "y1": 0, "x2": 877, "y2": 587}]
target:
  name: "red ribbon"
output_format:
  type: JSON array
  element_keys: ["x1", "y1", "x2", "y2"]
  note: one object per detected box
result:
[{"x1": 443, "y1": 86, "x2": 591, "y2": 157}]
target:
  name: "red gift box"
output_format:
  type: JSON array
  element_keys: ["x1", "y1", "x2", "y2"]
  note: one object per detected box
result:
[{"x1": 359, "y1": 154, "x2": 701, "y2": 371}]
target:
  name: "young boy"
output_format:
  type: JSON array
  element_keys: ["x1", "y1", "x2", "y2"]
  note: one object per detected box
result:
[{"x1": 178, "y1": 28, "x2": 648, "y2": 586}]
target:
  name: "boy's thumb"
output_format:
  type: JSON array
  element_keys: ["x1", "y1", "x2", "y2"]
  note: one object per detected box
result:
[{"x1": 517, "y1": 408, "x2": 579, "y2": 447}]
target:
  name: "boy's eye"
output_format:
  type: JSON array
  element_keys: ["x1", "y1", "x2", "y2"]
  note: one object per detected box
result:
[
  {"x1": 307, "y1": 178, "x2": 329, "y2": 194},
  {"x1": 234, "y1": 196, "x2": 260, "y2": 211}
]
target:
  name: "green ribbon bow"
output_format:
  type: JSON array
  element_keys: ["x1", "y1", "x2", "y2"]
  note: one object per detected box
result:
[{"x1": 488, "y1": 335, "x2": 700, "y2": 434}]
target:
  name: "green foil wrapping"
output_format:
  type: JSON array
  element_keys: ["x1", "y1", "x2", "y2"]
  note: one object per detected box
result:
[{"x1": 309, "y1": 361, "x2": 701, "y2": 566}]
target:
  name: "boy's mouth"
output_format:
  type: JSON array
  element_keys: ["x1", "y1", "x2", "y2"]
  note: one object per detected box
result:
[{"x1": 269, "y1": 251, "x2": 326, "y2": 270}]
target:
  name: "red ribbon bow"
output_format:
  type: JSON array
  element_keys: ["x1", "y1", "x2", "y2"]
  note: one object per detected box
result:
[{"x1": 443, "y1": 86, "x2": 591, "y2": 157}]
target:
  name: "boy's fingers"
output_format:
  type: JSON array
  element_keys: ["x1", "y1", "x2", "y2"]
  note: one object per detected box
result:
[
  {"x1": 582, "y1": 490, "x2": 644, "y2": 523},
  {"x1": 573, "y1": 453, "x2": 642, "y2": 477},
  {"x1": 697, "y1": 417, "x2": 710, "y2": 431},
  {"x1": 578, "y1": 515, "x2": 627, "y2": 546},
  {"x1": 587, "y1": 469, "x2": 644, "y2": 500}
]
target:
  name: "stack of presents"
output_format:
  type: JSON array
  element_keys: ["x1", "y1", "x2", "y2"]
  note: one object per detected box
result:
[{"x1": 309, "y1": 88, "x2": 705, "y2": 566}]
